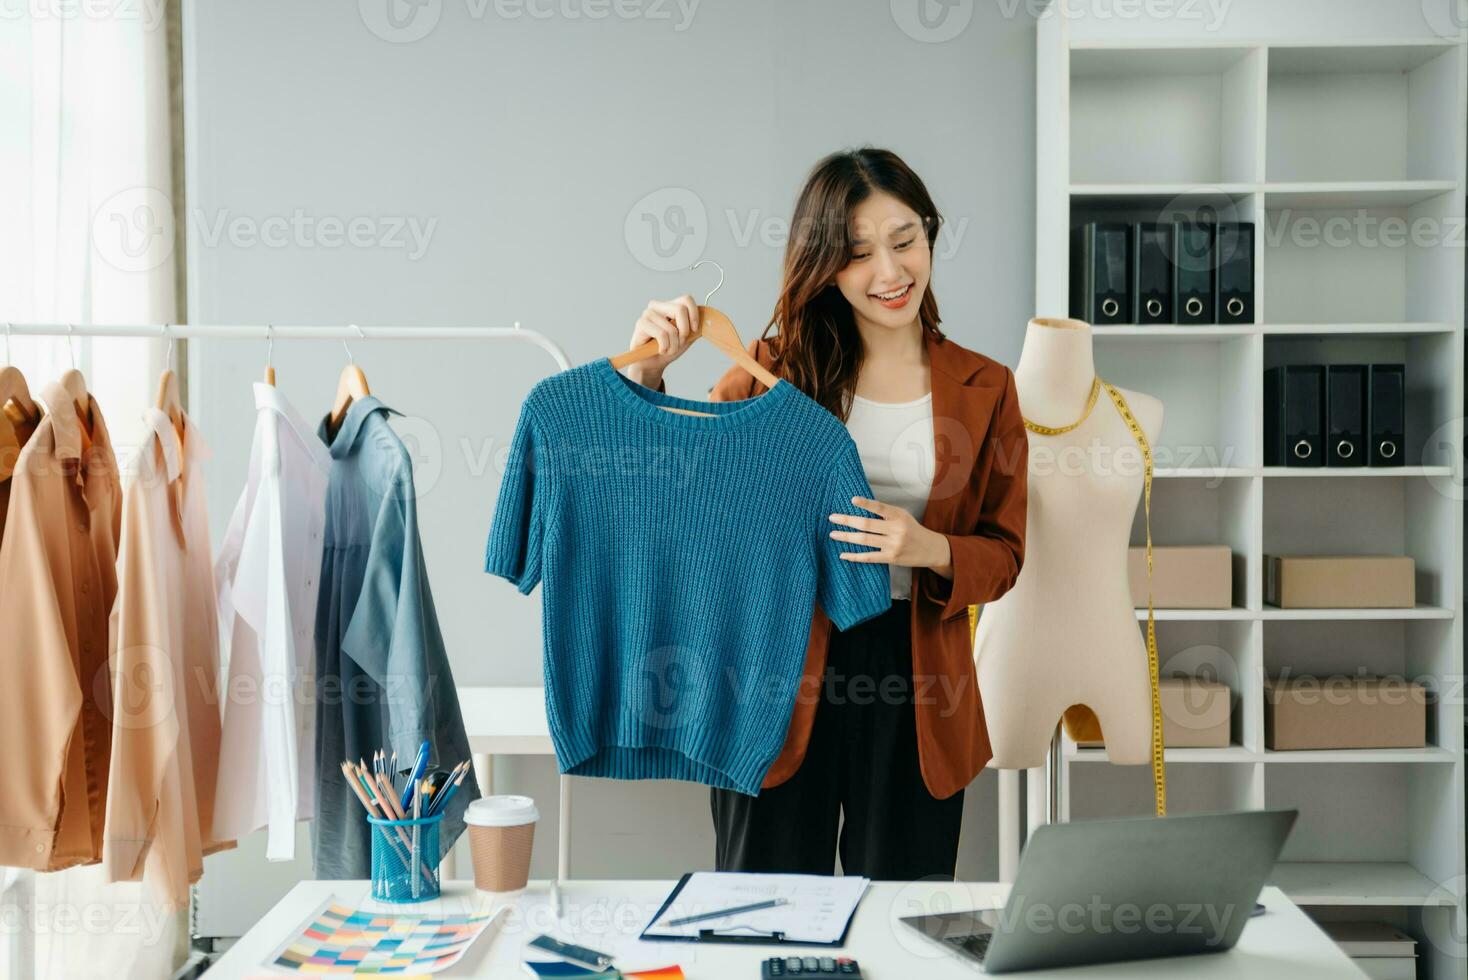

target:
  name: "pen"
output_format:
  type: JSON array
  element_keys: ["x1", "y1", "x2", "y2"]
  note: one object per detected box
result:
[
  {"x1": 666, "y1": 897, "x2": 786, "y2": 927},
  {"x1": 400, "y1": 740, "x2": 431, "y2": 811},
  {"x1": 427, "y1": 762, "x2": 469, "y2": 817}
]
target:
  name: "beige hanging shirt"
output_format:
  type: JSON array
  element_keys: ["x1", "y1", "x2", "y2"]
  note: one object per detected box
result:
[
  {"x1": 102, "y1": 408, "x2": 235, "y2": 909},
  {"x1": 0, "y1": 397, "x2": 41, "y2": 547},
  {"x1": 0, "y1": 382, "x2": 121, "y2": 870}
]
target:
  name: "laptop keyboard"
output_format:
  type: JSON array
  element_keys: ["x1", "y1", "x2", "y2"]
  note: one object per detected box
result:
[{"x1": 945, "y1": 931, "x2": 992, "y2": 961}]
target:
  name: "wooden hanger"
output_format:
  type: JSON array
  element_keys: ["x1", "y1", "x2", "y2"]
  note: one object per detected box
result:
[
  {"x1": 609, "y1": 261, "x2": 781, "y2": 417},
  {"x1": 0, "y1": 323, "x2": 37, "y2": 420},
  {"x1": 155, "y1": 327, "x2": 186, "y2": 440},
  {"x1": 327, "y1": 324, "x2": 370, "y2": 438},
  {"x1": 58, "y1": 324, "x2": 91, "y2": 429}
]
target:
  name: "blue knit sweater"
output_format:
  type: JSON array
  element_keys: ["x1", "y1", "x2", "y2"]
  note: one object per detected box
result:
[{"x1": 485, "y1": 357, "x2": 891, "y2": 795}]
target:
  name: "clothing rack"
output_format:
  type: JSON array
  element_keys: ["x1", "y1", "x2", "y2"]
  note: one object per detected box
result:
[
  {"x1": 3, "y1": 321, "x2": 573, "y2": 371},
  {"x1": 2, "y1": 319, "x2": 576, "y2": 940}
]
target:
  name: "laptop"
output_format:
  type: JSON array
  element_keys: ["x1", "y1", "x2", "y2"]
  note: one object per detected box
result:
[{"x1": 900, "y1": 808, "x2": 1297, "y2": 974}]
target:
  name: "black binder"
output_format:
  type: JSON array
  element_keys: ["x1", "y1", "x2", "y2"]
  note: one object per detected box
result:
[
  {"x1": 1214, "y1": 222, "x2": 1254, "y2": 324},
  {"x1": 1326, "y1": 365, "x2": 1368, "y2": 466},
  {"x1": 640, "y1": 873, "x2": 860, "y2": 948},
  {"x1": 1368, "y1": 363, "x2": 1406, "y2": 466},
  {"x1": 1173, "y1": 219, "x2": 1214, "y2": 325},
  {"x1": 1131, "y1": 223, "x2": 1172, "y2": 324},
  {"x1": 1071, "y1": 222, "x2": 1129, "y2": 325},
  {"x1": 1265, "y1": 365, "x2": 1325, "y2": 467}
]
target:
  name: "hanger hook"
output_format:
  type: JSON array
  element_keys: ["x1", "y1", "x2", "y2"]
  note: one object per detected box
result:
[
  {"x1": 265, "y1": 324, "x2": 274, "y2": 368},
  {"x1": 691, "y1": 259, "x2": 725, "y2": 307},
  {"x1": 66, "y1": 323, "x2": 76, "y2": 370},
  {"x1": 342, "y1": 323, "x2": 366, "y2": 365},
  {"x1": 161, "y1": 324, "x2": 174, "y2": 366}
]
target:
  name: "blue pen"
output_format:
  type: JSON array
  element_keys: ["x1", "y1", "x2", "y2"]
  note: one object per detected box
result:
[
  {"x1": 399, "y1": 740, "x2": 431, "y2": 811},
  {"x1": 427, "y1": 763, "x2": 468, "y2": 817}
]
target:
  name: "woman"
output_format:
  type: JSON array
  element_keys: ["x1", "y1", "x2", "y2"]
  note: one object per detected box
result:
[{"x1": 624, "y1": 148, "x2": 1027, "y2": 881}]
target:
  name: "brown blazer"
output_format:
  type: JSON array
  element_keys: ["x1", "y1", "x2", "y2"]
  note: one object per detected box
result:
[{"x1": 661, "y1": 330, "x2": 1027, "y2": 799}]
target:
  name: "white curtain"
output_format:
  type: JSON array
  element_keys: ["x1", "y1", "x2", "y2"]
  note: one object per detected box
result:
[{"x1": 1, "y1": 1, "x2": 180, "y2": 978}]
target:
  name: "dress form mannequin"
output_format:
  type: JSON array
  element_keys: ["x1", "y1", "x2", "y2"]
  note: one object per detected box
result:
[{"x1": 974, "y1": 317, "x2": 1164, "y2": 769}]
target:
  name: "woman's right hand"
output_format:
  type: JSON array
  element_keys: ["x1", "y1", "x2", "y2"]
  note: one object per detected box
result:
[{"x1": 624, "y1": 295, "x2": 701, "y2": 387}]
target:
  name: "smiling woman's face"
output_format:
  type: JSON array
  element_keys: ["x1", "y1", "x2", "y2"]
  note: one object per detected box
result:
[{"x1": 832, "y1": 190, "x2": 932, "y2": 332}]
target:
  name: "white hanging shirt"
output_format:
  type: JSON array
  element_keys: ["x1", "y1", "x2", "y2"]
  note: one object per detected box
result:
[
  {"x1": 212, "y1": 384, "x2": 331, "y2": 860},
  {"x1": 845, "y1": 392, "x2": 936, "y2": 600}
]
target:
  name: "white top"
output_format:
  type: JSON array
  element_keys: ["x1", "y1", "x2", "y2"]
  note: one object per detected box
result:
[
  {"x1": 212, "y1": 384, "x2": 332, "y2": 860},
  {"x1": 205, "y1": 880, "x2": 1363, "y2": 980},
  {"x1": 845, "y1": 392, "x2": 935, "y2": 600}
]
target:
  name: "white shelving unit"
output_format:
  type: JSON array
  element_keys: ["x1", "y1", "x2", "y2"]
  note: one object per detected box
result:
[{"x1": 1035, "y1": 6, "x2": 1466, "y2": 976}]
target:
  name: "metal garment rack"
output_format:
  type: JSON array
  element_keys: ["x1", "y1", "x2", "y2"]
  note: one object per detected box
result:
[
  {"x1": 3, "y1": 320, "x2": 577, "y2": 936},
  {"x1": 4, "y1": 320, "x2": 570, "y2": 364}
]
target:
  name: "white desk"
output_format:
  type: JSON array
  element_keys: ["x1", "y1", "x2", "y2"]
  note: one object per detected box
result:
[{"x1": 205, "y1": 879, "x2": 1366, "y2": 978}]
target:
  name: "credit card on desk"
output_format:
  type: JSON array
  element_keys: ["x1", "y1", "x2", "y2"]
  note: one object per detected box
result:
[{"x1": 521, "y1": 962, "x2": 685, "y2": 979}]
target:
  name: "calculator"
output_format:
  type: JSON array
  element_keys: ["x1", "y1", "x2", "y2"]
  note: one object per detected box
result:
[{"x1": 761, "y1": 955, "x2": 861, "y2": 978}]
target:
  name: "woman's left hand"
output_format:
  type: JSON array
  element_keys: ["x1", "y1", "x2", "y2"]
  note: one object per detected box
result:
[{"x1": 829, "y1": 496, "x2": 954, "y2": 578}]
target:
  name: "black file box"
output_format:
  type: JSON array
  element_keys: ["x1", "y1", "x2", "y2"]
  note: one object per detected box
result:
[
  {"x1": 1071, "y1": 222, "x2": 1129, "y2": 325},
  {"x1": 1326, "y1": 364, "x2": 1367, "y2": 466},
  {"x1": 1131, "y1": 223, "x2": 1173, "y2": 324},
  {"x1": 1265, "y1": 365, "x2": 1326, "y2": 467},
  {"x1": 1368, "y1": 363, "x2": 1406, "y2": 467},
  {"x1": 1173, "y1": 220, "x2": 1214, "y2": 325},
  {"x1": 1214, "y1": 222, "x2": 1254, "y2": 324}
]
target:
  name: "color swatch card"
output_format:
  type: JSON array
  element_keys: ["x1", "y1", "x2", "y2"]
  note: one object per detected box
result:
[{"x1": 265, "y1": 896, "x2": 505, "y2": 974}]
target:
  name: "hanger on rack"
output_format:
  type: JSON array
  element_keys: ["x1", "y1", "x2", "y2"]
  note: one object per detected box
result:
[
  {"x1": 263, "y1": 325, "x2": 276, "y2": 386},
  {"x1": 0, "y1": 323, "x2": 38, "y2": 421},
  {"x1": 57, "y1": 324, "x2": 92, "y2": 430},
  {"x1": 327, "y1": 324, "x2": 370, "y2": 438},
  {"x1": 155, "y1": 326, "x2": 186, "y2": 440},
  {"x1": 609, "y1": 260, "x2": 781, "y2": 416}
]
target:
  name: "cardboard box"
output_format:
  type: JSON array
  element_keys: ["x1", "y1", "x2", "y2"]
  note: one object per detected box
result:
[
  {"x1": 1265, "y1": 676, "x2": 1426, "y2": 751},
  {"x1": 1264, "y1": 555, "x2": 1415, "y2": 609},
  {"x1": 1076, "y1": 678, "x2": 1233, "y2": 749},
  {"x1": 1129, "y1": 545, "x2": 1233, "y2": 609}
]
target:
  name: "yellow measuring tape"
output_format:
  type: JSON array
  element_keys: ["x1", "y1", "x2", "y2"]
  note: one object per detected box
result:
[
  {"x1": 1101, "y1": 381, "x2": 1166, "y2": 818},
  {"x1": 977, "y1": 378, "x2": 1167, "y2": 817}
]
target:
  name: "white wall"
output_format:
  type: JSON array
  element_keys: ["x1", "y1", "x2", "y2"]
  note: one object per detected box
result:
[{"x1": 185, "y1": 0, "x2": 1037, "y2": 936}]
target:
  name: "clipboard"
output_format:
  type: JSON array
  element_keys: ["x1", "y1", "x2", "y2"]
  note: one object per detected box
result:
[{"x1": 638, "y1": 873, "x2": 861, "y2": 949}]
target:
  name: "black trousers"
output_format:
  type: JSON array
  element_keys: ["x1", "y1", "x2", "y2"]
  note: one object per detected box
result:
[{"x1": 710, "y1": 598, "x2": 965, "y2": 881}]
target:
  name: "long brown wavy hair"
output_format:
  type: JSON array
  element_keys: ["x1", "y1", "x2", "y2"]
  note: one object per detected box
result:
[{"x1": 758, "y1": 147, "x2": 946, "y2": 421}]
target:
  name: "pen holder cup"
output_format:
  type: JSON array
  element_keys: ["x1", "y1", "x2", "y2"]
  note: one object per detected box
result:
[{"x1": 368, "y1": 813, "x2": 443, "y2": 903}]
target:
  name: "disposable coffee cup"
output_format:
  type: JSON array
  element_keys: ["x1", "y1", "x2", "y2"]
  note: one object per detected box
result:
[{"x1": 463, "y1": 795, "x2": 539, "y2": 892}]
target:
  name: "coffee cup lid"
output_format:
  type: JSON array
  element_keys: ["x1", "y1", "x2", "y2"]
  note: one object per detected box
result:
[{"x1": 464, "y1": 795, "x2": 539, "y2": 827}]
